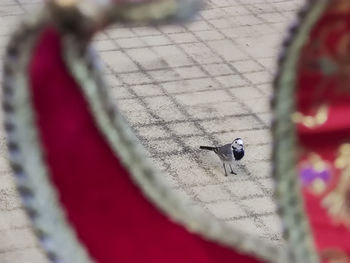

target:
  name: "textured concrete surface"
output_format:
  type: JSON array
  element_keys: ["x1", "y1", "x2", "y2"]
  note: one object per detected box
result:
[{"x1": 0, "y1": 0, "x2": 303, "y2": 262}]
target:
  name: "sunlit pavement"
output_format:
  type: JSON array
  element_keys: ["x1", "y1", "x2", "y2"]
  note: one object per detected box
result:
[{"x1": 0, "y1": 0, "x2": 303, "y2": 262}]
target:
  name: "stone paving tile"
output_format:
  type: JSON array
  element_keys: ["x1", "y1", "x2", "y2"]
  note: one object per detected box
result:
[{"x1": 0, "y1": 0, "x2": 305, "y2": 262}]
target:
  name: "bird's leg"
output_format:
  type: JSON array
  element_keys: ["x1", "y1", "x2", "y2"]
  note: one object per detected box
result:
[
  {"x1": 223, "y1": 163, "x2": 228, "y2": 176},
  {"x1": 229, "y1": 164, "x2": 236, "y2": 175}
]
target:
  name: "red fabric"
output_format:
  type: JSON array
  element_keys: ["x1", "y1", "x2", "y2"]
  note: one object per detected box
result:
[
  {"x1": 28, "y1": 27, "x2": 262, "y2": 263},
  {"x1": 297, "y1": 2, "x2": 350, "y2": 261}
]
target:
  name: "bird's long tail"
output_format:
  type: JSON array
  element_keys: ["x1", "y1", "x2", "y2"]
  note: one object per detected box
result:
[{"x1": 200, "y1": 146, "x2": 216, "y2": 151}]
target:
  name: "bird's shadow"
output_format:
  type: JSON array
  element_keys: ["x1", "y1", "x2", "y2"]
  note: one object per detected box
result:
[{"x1": 198, "y1": 151, "x2": 248, "y2": 180}]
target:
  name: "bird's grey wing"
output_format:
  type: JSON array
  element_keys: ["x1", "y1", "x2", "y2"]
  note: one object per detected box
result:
[{"x1": 216, "y1": 144, "x2": 233, "y2": 161}]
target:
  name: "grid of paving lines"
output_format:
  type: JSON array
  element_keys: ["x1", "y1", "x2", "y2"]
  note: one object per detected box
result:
[
  {"x1": 0, "y1": 0, "x2": 304, "y2": 262},
  {"x1": 98, "y1": 0, "x2": 304, "y2": 245}
]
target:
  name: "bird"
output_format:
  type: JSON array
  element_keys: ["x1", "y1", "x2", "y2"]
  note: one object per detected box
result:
[{"x1": 200, "y1": 138, "x2": 244, "y2": 176}]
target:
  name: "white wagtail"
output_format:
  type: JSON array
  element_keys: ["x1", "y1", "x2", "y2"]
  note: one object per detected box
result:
[{"x1": 200, "y1": 138, "x2": 244, "y2": 176}]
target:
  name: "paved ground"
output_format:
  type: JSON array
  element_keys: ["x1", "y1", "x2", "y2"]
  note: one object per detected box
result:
[{"x1": 0, "y1": 0, "x2": 303, "y2": 262}]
